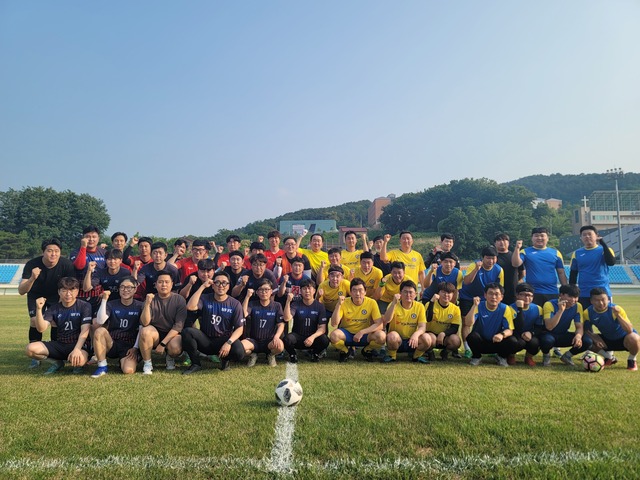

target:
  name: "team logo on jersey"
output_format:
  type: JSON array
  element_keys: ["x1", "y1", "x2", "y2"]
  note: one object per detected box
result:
[
  {"x1": 447, "y1": 314, "x2": 453, "y2": 319},
  {"x1": 412, "y1": 257, "x2": 417, "y2": 262},
  {"x1": 338, "y1": 291, "x2": 345, "y2": 296},
  {"x1": 411, "y1": 313, "x2": 417, "y2": 319},
  {"x1": 361, "y1": 309, "x2": 367, "y2": 315}
]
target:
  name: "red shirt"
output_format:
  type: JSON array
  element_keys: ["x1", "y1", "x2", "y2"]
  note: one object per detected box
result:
[{"x1": 265, "y1": 249, "x2": 285, "y2": 270}]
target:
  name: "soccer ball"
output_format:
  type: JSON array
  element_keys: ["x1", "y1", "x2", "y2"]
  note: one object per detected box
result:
[
  {"x1": 582, "y1": 352, "x2": 605, "y2": 373},
  {"x1": 275, "y1": 378, "x2": 303, "y2": 407}
]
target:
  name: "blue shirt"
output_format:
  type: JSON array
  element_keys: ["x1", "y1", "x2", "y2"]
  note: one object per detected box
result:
[{"x1": 520, "y1": 246, "x2": 564, "y2": 295}]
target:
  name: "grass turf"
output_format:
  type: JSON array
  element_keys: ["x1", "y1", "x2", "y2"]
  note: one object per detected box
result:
[{"x1": 1, "y1": 295, "x2": 639, "y2": 479}]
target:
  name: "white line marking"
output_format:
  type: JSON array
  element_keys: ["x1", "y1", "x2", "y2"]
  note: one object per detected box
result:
[{"x1": 266, "y1": 361, "x2": 299, "y2": 474}]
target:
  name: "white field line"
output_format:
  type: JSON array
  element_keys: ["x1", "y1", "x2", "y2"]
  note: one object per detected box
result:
[
  {"x1": 266, "y1": 361, "x2": 299, "y2": 474},
  {"x1": 1, "y1": 450, "x2": 638, "y2": 474}
]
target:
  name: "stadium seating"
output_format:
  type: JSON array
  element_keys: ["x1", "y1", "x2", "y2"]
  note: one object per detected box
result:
[
  {"x1": 609, "y1": 265, "x2": 632, "y2": 284},
  {"x1": 0, "y1": 265, "x2": 20, "y2": 283},
  {"x1": 630, "y1": 265, "x2": 640, "y2": 283}
]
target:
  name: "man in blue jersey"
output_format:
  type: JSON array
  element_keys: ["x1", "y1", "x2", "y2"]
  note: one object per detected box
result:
[
  {"x1": 569, "y1": 226, "x2": 616, "y2": 310},
  {"x1": 463, "y1": 283, "x2": 519, "y2": 367},
  {"x1": 25, "y1": 277, "x2": 92, "y2": 374},
  {"x1": 539, "y1": 284, "x2": 593, "y2": 366},
  {"x1": 83, "y1": 249, "x2": 131, "y2": 302},
  {"x1": 421, "y1": 252, "x2": 462, "y2": 305},
  {"x1": 241, "y1": 279, "x2": 286, "y2": 367},
  {"x1": 91, "y1": 276, "x2": 144, "y2": 377},
  {"x1": 584, "y1": 288, "x2": 640, "y2": 371},
  {"x1": 136, "y1": 242, "x2": 181, "y2": 296},
  {"x1": 182, "y1": 271, "x2": 246, "y2": 373},
  {"x1": 512, "y1": 227, "x2": 567, "y2": 306},
  {"x1": 283, "y1": 278, "x2": 330, "y2": 363},
  {"x1": 511, "y1": 283, "x2": 543, "y2": 366}
]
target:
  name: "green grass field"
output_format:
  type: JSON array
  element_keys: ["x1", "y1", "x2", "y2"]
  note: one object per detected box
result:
[{"x1": 1, "y1": 295, "x2": 639, "y2": 479}]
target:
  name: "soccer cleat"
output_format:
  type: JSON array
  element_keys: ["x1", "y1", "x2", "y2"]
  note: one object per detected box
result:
[
  {"x1": 469, "y1": 357, "x2": 482, "y2": 366},
  {"x1": 524, "y1": 355, "x2": 536, "y2": 367},
  {"x1": 347, "y1": 347, "x2": 356, "y2": 359},
  {"x1": 43, "y1": 360, "x2": 64, "y2": 375},
  {"x1": 310, "y1": 353, "x2": 321, "y2": 362},
  {"x1": 451, "y1": 351, "x2": 462, "y2": 359},
  {"x1": 288, "y1": 354, "x2": 298, "y2": 364},
  {"x1": 339, "y1": 352, "x2": 349, "y2": 363},
  {"x1": 91, "y1": 366, "x2": 108, "y2": 378},
  {"x1": 29, "y1": 359, "x2": 41, "y2": 369},
  {"x1": 142, "y1": 362, "x2": 153, "y2": 375},
  {"x1": 426, "y1": 350, "x2": 436, "y2": 362},
  {"x1": 361, "y1": 349, "x2": 375, "y2": 362},
  {"x1": 210, "y1": 355, "x2": 220, "y2": 363},
  {"x1": 627, "y1": 360, "x2": 637, "y2": 371},
  {"x1": 72, "y1": 366, "x2": 83, "y2": 374},
  {"x1": 507, "y1": 354, "x2": 517, "y2": 366},
  {"x1": 220, "y1": 358, "x2": 231, "y2": 371},
  {"x1": 464, "y1": 349, "x2": 472, "y2": 359},
  {"x1": 319, "y1": 349, "x2": 327, "y2": 359},
  {"x1": 182, "y1": 356, "x2": 192, "y2": 367},
  {"x1": 560, "y1": 352, "x2": 575, "y2": 366},
  {"x1": 382, "y1": 355, "x2": 396, "y2": 363},
  {"x1": 553, "y1": 347, "x2": 563, "y2": 358},
  {"x1": 542, "y1": 353, "x2": 551, "y2": 367},
  {"x1": 267, "y1": 354, "x2": 277, "y2": 367},
  {"x1": 496, "y1": 356, "x2": 509, "y2": 367},
  {"x1": 247, "y1": 353, "x2": 258, "y2": 367},
  {"x1": 604, "y1": 357, "x2": 618, "y2": 367},
  {"x1": 414, "y1": 356, "x2": 430, "y2": 364},
  {"x1": 165, "y1": 355, "x2": 176, "y2": 371},
  {"x1": 440, "y1": 349, "x2": 449, "y2": 361},
  {"x1": 182, "y1": 364, "x2": 203, "y2": 375}
]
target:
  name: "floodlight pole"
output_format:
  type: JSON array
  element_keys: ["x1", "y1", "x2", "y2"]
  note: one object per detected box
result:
[{"x1": 606, "y1": 168, "x2": 625, "y2": 264}]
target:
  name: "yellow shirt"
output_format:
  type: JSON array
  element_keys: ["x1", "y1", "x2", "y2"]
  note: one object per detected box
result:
[
  {"x1": 318, "y1": 279, "x2": 351, "y2": 312},
  {"x1": 379, "y1": 274, "x2": 402, "y2": 302},
  {"x1": 388, "y1": 301, "x2": 426, "y2": 339},
  {"x1": 320, "y1": 264, "x2": 351, "y2": 281},
  {"x1": 387, "y1": 249, "x2": 426, "y2": 284},
  {"x1": 341, "y1": 249, "x2": 363, "y2": 270},
  {"x1": 353, "y1": 266, "x2": 383, "y2": 297},
  {"x1": 425, "y1": 301, "x2": 461, "y2": 335},
  {"x1": 298, "y1": 248, "x2": 329, "y2": 277},
  {"x1": 338, "y1": 296, "x2": 381, "y2": 334}
]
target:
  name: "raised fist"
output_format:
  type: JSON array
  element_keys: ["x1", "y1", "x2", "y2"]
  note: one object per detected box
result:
[
  {"x1": 246, "y1": 288, "x2": 255, "y2": 298},
  {"x1": 473, "y1": 296, "x2": 481, "y2": 306},
  {"x1": 241, "y1": 275, "x2": 249, "y2": 285},
  {"x1": 31, "y1": 267, "x2": 42, "y2": 279},
  {"x1": 35, "y1": 297, "x2": 46, "y2": 309},
  {"x1": 189, "y1": 275, "x2": 197, "y2": 285},
  {"x1": 384, "y1": 234, "x2": 391, "y2": 242},
  {"x1": 220, "y1": 261, "x2": 228, "y2": 270},
  {"x1": 393, "y1": 293, "x2": 401, "y2": 302},
  {"x1": 283, "y1": 274, "x2": 290, "y2": 284},
  {"x1": 476, "y1": 261, "x2": 482, "y2": 268},
  {"x1": 217, "y1": 245, "x2": 224, "y2": 254},
  {"x1": 317, "y1": 288, "x2": 324, "y2": 298},
  {"x1": 431, "y1": 263, "x2": 438, "y2": 271},
  {"x1": 80, "y1": 238, "x2": 88, "y2": 248},
  {"x1": 515, "y1": 240, "x2": 523, "y2": 249},
  {"x1": 337, "y1": 295, "x2": 345, "y2": 305},
  {"x1": 287, "y1": 292, "x2": 294, "y2": 302},
  {"x1": 99, "y1": 243, "x2": 107, "y2": 249},
  {"x1": 100, "y1": 290, "x2": 111, "y2": 301},
  {"x1": 134, "y1": 260, "x2": 141, "y2": 270},
  {"x1": 130, "y1": 236, "x2": 139, "y2": 246},
  {"x1": 203, "y1": 278, "x2": 214, "y2": 288},
  {"x1": 516, "y1": 300, "x2": 524, "y2": 309},
  {"x1": 89, "y1": 261, "x2": 97, "y2": 272},
  {"x1": 257, "y1": 236, "x2": 264, "y2": 243},
  {"x1": 432, "y1": 293, "x2": 440, "y2": 302},
  {"x1": 320, "y1": 261, "x2": 326, "y2": 268},
  {"x1": 145, "y1": 293, "x2": 155, "y2": 303}
]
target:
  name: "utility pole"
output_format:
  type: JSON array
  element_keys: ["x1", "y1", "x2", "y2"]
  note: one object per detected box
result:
[{"x1": 606, "y1": 168, "x2": 625, "y2": 264}]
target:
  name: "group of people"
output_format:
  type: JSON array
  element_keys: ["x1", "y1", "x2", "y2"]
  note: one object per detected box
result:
[{"x1": 19, "y1": 224, "x2": 640, "y2": 376}]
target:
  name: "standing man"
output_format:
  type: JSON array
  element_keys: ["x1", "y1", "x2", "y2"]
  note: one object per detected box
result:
[
  {"x1": 569, "y1": 226, "x2": 616, "y2": 310},
  {"x1": 169, "y1": 239, "x2": 211, "y2": 284},
  {"x1": 182, "y1": 272, "x2": 246, "y2": 373},
  {"x1": 19, "y1": 238, "x2": 75, "y2": 368},
  {"x1": 380, "y1": 231, "x2": 426, "y2": 286},
  {"x1": 425, "y1": 233, "x2": 458, "y2": 267},
  {"x1": 138, "y1": 271, "x2": 187, "y2": 374},
  {"x1": 264, "y1": 230, "x2": 285, "y2": 270},
  {"x1": 341, "y1": 231, "x2": 369, "y2": 270},
  {"x1": 136, "y1": 242, "x2": 181, "y2": 296},
  {"x1": 512, "y1": 227, "x2": 567, "y2": 306},
  {"x1": 70, "y1": 225, "x2": 107, "y2": 312},
  {"x1": 421, "y1": 252, "x2": 462, "y2": 304},
  {"x1": 83, "y1": 249, "x2": 131, "y2": 301},
  {"x1": 298, "y1": 232, "x2": 329, "y2": 281},
  {"x1": 494, "y1": 233, "x2": 524, "y2": 305}
]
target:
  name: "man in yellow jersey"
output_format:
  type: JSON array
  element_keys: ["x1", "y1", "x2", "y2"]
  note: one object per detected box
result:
[
  {"x1": 297, "y1": 232, "x2": 329, "y2": 281},
  {"x1": 330, "y1": 278, "x2": 385, "y2": 362},
  {"x1": 375, "y1": 261, "x2": 406, "y2": 313},
  {"x1": 381, "y1": 280, "x2": 430, "y2": 363},
  {"x1": 424, "y1": 282, "x2": 462, "y2": 361},
  {"x1": 317, "y1": 248, "x2": 351, "y2": 285},
  {"x1": 317, "y1": 265, "x2": 351, "y2": 315},
  {"x1": 341, "y1": 230, "x2": 369, "y2": 270},
  {"x1": 379, "y1": 231, "x2": 426, "y2": 285},
  {"x1": 353, "y1": 252, "x2": 383, "y2": 298}
]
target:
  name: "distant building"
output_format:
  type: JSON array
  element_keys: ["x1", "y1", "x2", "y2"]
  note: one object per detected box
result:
[
  {"x1": 532, "y1": 197, "x2": 562, "y2": 210},
  {"x1": 279, "y1": 220, "x2": 337, "y2": 235},
  {"x1": 337, "y1": 226, "x2": 369, "y2": 248},
  {"x1": 368, "y1": 194, "x2": 395, "y2": 227}
]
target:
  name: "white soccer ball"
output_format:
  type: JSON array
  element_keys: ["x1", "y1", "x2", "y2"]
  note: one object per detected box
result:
[{"x1": 275, "y1": 378, "x2": 303, "y2": 407}]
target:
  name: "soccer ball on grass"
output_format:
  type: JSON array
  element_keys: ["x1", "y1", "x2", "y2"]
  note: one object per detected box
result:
[
  {"x1": 275, "y1": 378, "x2": 303, "y2": 406},
  {"x1": 582, "y1": 352, "x2": 605, "y2": 373}
]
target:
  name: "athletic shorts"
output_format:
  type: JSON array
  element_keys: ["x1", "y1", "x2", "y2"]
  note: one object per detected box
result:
[
  {"x1": 338, "y1": 328, "x2": 369, "y2": 347},
  {"x1": 601, "y1": 334, "x2": 634, "y2": 352},
  {"x1": 43, "y1": 341, "x2": 89, "y2": 361},
  {"x1": 27, "y1": 298, "x2": 50, "y2": 318},
  {"x1": 107, "y1": 340, "x2": 136, "y2": 360},
  {"x1": 247, "y1": 338, "x2": 271, "y2": 354}
]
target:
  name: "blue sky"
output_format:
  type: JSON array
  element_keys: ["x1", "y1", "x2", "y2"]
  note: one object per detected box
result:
[{"x1": 1, "y1": 1, "x2": 639, "y2": 238}]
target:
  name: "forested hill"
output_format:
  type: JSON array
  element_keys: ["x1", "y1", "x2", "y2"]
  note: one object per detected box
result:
[{"x1": 506, "y1": 172, "x2": 640, "y2": 204}]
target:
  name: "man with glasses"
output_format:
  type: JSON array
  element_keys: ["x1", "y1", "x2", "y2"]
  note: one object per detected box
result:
[
  {"x1": 26, "y1": 277, "x2": 92, "y2": 375},
  {"x1": 182, "y1": 271, "x2": 246, "y2": 373},
  {"x1": 241, "y1": 279, "x2": 285, "y2": 367},
  {"x1": 90, "y1": 276, "x2": 144, "y2": 377},
  {"x1": 278, "y1": 236, "x2": 312, "y2": 279},
  {"x1": 170, "y1": 239, "x2": 210, "y2": 284},
  {"x1": 231, "y1": 253, "x2": 277, "y2": 302},
  {"x1": 139, "y1": 271, "x2": 187, "y2": 374}
]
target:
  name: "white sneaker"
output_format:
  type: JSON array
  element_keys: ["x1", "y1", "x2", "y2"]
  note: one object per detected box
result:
[
  {"x1": 247, "y1": 353, "x2": 258, "y2": 368},
  {"x1": 495, "y1": 356, "x2": 509, "y2": 367},
  {"x1": 143, "y1": 362, "x2": 153, "y2": 375},
  {"x1": 166, "y1": 355, "x2": 176, "y2": 370},
  {"x1": 267, "y1": 353, "x2": 277, "y2": 367},
  {"x1": 469, "y1": 357, "x2": 482, "y2": 366},
  {"x1": 543, "y1": 353, "x2": 551, "y2": 367}
]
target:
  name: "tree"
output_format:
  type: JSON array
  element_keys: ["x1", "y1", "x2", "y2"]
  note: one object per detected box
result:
[{"x1": 0, "y1": 187, "x2": 110, "y2": 256}]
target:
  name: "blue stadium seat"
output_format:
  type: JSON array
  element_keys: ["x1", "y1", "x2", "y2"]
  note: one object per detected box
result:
[
  {"x1": 0, "y1": 265, "x2": 20, "y2": 283},
  {"x1": 608, "y1": 265, "x2": 632, "y2": 285},
  {"x1": 630, "y1": 265, "x2": 640, "y2": 283}
]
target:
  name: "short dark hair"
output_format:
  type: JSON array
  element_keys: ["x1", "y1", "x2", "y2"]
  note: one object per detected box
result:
[
  {"x1": 213, "y1": 271, "x2": 231, "y2": 282},
  {"x1": 299, "y1": 278, "x2": 316, "y2": 289},
  {"x1": 328, "y1": 247, "x2": 342, "y2": 256},
  {"x1": 437, "y1": 281, "x2": 456, "y2": 294},
  {"x1": 229, "y1": 250, "x2": 244, "y2": 260},
  {"x1": 559, "y1": 284, "x2": 580, "y2": 297},
  {"x1": 290, "y1": 256, "x2": 305, "y2": 266},
  {"x1": 481, "y1": 246, "x2": 498, "y2": 258},
  {"x1": 255, "y1": 278, "x2": 273, "y2": 290},
  {"x1": 399, "y1": 231, "x2": 413, "y2": 239},
  {"x1": 192, "y1": 239, "x2": 210, "y2": 250},
  {"x1": 58, "y1": 277, "x2": 80, "y2": 290},
  {"x1": 494, "y1": 233, "x2": 510, "y2": 242},
  {"x1": 282, "y1": 236, "x2": 297, "y2": 245},
  {"x1": 373, "y1": 236, "x2": 383, "y2": 242},
  {"x1": 119, "y1": 275, "x2": 138, "y2": 287},
  {"x1": 484, "y1": 282, "x2": 504, "y2": 295},
  {"x1": 344, "y1": 230, "x2": 357, "y2": 240},
  {"x1": 441, "y1": 233, "x2": 455, "y2": 241},
  {"x1": 267, "y1": 230, "x2": 281, "y2": 239},
  {"x1": 155, "y1": 270, "x2": 173, "y2": 282},
  {"x1": 400, "y1": 280, "x2": 417, "y2": 291},
  {"x1": 111, "y1": 232, "x2": 128, "y2": 242},
  {"x1": 226, "y1": 235, "x2": 241, "y2": 243},
  {"x1": 328, "y1": 265, "x2": 344, "y2": 275},
  {"x1": 390, "y1": 261, "x2": 405, "y2": 270},
  {"x1": 580, "y1": 225, "x2": 598, "y2": 234},
  {"x1": 250, "y1": 253, "x2": 268, "y2": 265},
  {"x1": 515, "y1": 283, "x2": 535, "y2": 294},
  {"x1": 350, "y1": 278, "x2": 366, "y2": 290},
  {"x1": 531, "y1": 227, "x2": 549, "y2": 235},
  {"x1": 174, "y1": 238, "x2": 189, "y2": 248},
  {"x1": 310, "y1": 233, "x2": 324, "y2": 242},
  {"x1": 151, "y1": 242, "x2": 168, "y2": 252},
  {"x1": 105, "y1": 248, "x2": 123, "y2": 260},
  {"x1": 250, "y1": 242, "x2": 266, "y2": 251},
  {"x1": 138, "y1": 236, "x2": 153, "y2": 246},
  {"x1": 198, "y1": 259, "x2": 216, "y2": 271},
  {"x1": 440, "y1": 252, "x2": 459, "y2": 263},
  {"x1": 360, "y1": 251, "x2": 374, "y2": 261},
  {"x1": 82, "y1": 225, "x2": 100, "y2": 235},
  {"x1": 41, "y1": 238, "x2": 62, "y2": 251},
  {"x1": 590, "y1": 287, "x2": 608, "y2": 297}
]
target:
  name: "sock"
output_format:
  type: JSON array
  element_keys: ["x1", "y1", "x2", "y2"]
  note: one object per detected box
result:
[
  {"x1": 364, "y1": 341, "x2": 384, "y2": 352},
  {"x1": 629, "y1": 354, "x2": 637, "y2": 361},
  {"x1": 607, "y1": 350, "x2": 615, "y2": 358},
  {"x1": 333, "y1": 340, "x2": 348, "y2": 353},
  {"x1": 98, "y1": 360, "x2": 107, "y2": 367},
  {"x1": 413, "y1": 349, "x2": 426, "y2": 359},
  {"x1": 28, "y1": 327, "x2": 42, "y2": 343},
  {"x1": 387, "y1": 349, "x2": 397, "y2": 360},
  {"x1": 144, "y1": 359, "x2": 152, "y2": 366},
  {"x1": 599, "y1": 349, "x2": 613, "y2": 359},
  {"x1": 463, "y1": 341, "x2": 470, "y2": 350}
]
